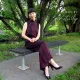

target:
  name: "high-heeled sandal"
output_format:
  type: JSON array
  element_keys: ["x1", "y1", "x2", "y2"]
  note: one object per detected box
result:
[
  {"x1": 49, "y1": 64, "x2": 62, "y2": 70},
  {"x1": 43, "y1": 69, "x2": 51, "y2": 80}
]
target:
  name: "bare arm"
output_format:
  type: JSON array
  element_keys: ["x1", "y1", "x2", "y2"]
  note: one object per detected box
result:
[{"x1": 21, "y1": 22, "x2": 31, "y2": 41}]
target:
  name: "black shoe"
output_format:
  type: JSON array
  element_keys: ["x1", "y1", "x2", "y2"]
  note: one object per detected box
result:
[
  {"x1": 49, "y1": 64, "x2": 62, "y2": 70},
  {"x1": 43, "y1": 70, "x2": 51, "y2": 80},
  {"x1": 45, "y1": 76, "x2": 51, "y2": 80}
]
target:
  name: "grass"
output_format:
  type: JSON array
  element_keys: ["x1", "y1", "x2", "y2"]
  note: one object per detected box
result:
[
  {"x1": 0, "y1": 72, "x2": 4, "y2": 80},
  {"x1": 51, "y1": 62, "x2": 80, "y2": 80},
  {"x1": 43, "y1": 32, "x2": 80, "y2": 52},
  {"x1": 0, "y1": 75, "x2": 4, "y2": 80},
  {"x1": 0, "y1": 41, "x2": 24, "y2": 62},
  {"x1": 0, "y1": 41, "x2": 24, "y2": 51}
]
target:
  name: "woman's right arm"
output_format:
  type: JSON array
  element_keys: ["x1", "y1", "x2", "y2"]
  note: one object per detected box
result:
[{"x1": 21, "y1": 22, "x2": 31, "y2": 41}]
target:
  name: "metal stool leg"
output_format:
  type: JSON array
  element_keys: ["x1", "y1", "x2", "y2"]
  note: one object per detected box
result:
[
  {"x1": 56, "y1": 46, "x2": 63, "y2": 55},
  {"x1": 18, "y1": 55, "x2": 30, "y2": 70}
]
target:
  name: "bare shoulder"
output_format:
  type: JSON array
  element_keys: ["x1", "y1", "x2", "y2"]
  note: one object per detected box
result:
[
  {"x1": 38, "y1": 24, "x2": 41, "y2": 27},
  {"x1": 24, "y1": 22, "x2": 27, "y2": 26},
  {"x1": 22, "y1": 22, "x2": 28, "y2": 31}
]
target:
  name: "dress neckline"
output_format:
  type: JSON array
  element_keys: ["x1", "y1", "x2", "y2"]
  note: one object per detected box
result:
[{"x1": 29, "y1": 19, "x2": 36, "y2": 22}]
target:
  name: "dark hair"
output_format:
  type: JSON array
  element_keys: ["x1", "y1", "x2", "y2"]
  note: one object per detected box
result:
[
  {"x1": 27, "y1": 8, "x2": 40, "y2": 23},
  {"x1": 28, "y1": 8, "x2": 36, "y2": 14},
  {"x1": 27, "y1": 8, "x2": 36, "y2": 21}
]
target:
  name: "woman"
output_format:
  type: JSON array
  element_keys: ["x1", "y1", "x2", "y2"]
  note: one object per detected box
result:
[{"x1": 22, "y1": 8, "x2": 62, "y2": 79}]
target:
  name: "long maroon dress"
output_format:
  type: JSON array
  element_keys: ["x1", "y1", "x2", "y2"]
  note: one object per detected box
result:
[{"x1": 25, "y1": 19, "x2": 53, "y2": 70}]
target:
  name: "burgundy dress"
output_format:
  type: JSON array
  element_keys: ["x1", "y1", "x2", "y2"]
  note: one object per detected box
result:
[{"x1": 25, "y1": 20, "x2": 53, "y2": 70}]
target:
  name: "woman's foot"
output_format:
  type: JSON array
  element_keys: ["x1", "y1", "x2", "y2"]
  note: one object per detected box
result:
[
  {"x1": 49, "y1": 64, "x2": 62, "y2": 70},
  {"x1": 49, "y1": 59, "x2": 62, "y2": 70},
  {"x1": 43, "y1": 66, "x2": 51, "y2": 80}
]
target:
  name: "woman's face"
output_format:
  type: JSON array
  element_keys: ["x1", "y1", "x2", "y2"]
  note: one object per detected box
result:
[{"x1": 29, "y1": 12, "x2": 36, "y2": 19}]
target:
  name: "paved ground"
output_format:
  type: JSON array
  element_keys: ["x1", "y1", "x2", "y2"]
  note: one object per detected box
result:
[{"x1": 0, "y1": 48, "x2": 80, "y2": 80}]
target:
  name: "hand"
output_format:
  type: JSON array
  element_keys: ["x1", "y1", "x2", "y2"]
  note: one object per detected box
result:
[
  {"x1": 29, "y1": 38, "x2": 36, "y2": 43},
  {"x1": 32, "y1": 38, "x2": 37, "y2": 42}
]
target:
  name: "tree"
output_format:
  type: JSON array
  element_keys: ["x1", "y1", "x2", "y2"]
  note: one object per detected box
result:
[
  {"x1": 0, "y1": 0, "x2": 64, "y2": 38},
  {"x1": 63, "y1": 0, "x2": 80, "y2": 32},
  {"x1": 1, "y1": 0, "x2": 79, "y2": 39}
]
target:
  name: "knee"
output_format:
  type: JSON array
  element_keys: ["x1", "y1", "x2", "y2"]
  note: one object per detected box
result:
[
  {"x1": 43, "y1": 41, "x2": 46, "y2": 44},
  {"x1": 41, "y1": 41, "x2": 46, "y2": 45}
]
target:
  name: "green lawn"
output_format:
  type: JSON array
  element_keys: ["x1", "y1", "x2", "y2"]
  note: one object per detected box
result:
[
  {"x1": 0, "y1": 74, "x2": 4, "y2": 80},
  {"x1": 43, "y1": 32, "x2": 80, "y2": 52},
  {"x1": 51, "y1": 62, "x2": 80, "y2": 80},
  {"x1": 0, "y1": 41, "x2": 24, "y2": 62}
]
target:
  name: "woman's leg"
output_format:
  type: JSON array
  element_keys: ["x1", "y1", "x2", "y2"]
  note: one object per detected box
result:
[
  {"x1": 49, "y1": 59, "x2": 59, "y2": 67},
  {"x1": 26, "y1": 40, "x2": 62, "y2": 77},
  {"x1": 44, "y1": 66, "x2": 49, "y2": 76},
  {"x1": 38, "y1": 41, "x2": 53, "y2": 70},
  {"x1": 38, "y1": 40, "x2": 62, "y2": 70},
  {"x1": 26, "y1": 40, "x2": 52, "y2": 76}
]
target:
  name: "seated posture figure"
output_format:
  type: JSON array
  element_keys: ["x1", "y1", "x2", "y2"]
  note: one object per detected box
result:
[{"x1": 22, "y1": 8, "x2": 62, "y2": 79}]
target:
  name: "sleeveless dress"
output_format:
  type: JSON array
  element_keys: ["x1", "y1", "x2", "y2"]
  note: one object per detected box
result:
[{"x1": 25, "y1": 19, "x2": 53, "y2": 70}]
